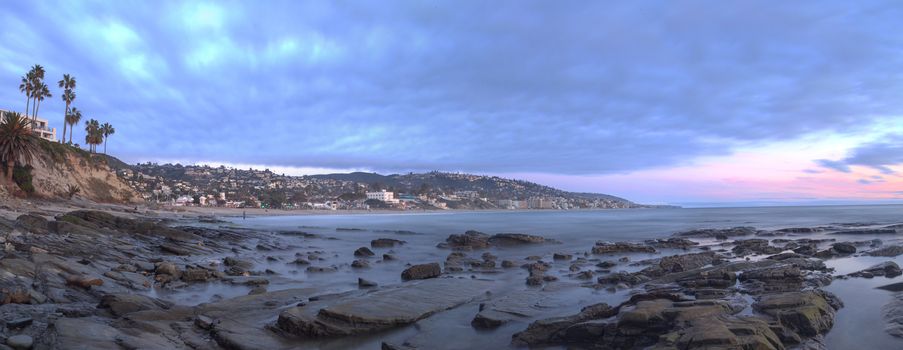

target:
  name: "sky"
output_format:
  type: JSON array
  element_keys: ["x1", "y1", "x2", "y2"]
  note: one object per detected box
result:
[{"x1": 1, "y1": 1, "x2": 902, "y2": 205}]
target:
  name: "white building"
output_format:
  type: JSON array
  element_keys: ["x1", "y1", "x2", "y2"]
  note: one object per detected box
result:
[
  {"x1": 0, "y1": 109, "x2": 57, "y2": 141},
  {"x1": 366, "y1": 190, "x2": 398, "y2": 203}
]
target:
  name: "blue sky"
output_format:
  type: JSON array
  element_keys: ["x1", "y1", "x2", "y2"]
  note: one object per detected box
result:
[{"x1": 2, "y1": 1, "x2": 903, "y2": 204}]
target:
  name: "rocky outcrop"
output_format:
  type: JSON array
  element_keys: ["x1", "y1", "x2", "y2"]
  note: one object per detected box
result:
[
  {"x1": 675, "y1": 227, "x2": 756, "y2": 239},
  {"x1": 592, "y1": 242, "x2": 656, "y2": 254},
  {"x1": 97, "y1": 293, "x2": 173, "y2": 317},
  {"x1": 277, "y1": 278, "x2": 489, "y2": 337},
  {"x1": 868, "y1": 245, "x2": 903, "y2": 257},
  {"x1": 753, "y1": 290, "x2": 842, "y2": 338},
  {"x1": 440, "y1": 231, "x2": 552, "y2": 249},
  {"x1": 847, "y1": 261, "x2": 902, "y2": 278}
]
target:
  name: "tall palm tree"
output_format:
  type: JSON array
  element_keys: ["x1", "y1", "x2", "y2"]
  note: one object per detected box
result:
[
  {"x1": 27, "y1": 65, "x2": 45, "y2": 125},
  {"x1": 58, "y1": 74, "x2": 76, "y2": 144},
  {"x1": 18, "y1": 74, "x2": 34, "y2": 118},
  {"x1": 0, "y1": 111, "x2": 39, "y2": 184},
  {"x1": 66, "y1": 108, "x2": 82, "y2": 144},
  {"x1": 100, "y1": 122, "x2": 115, "y2": 154},
  {"x1": 32, "y1": 83, "x2": 51, "y2": 130}
]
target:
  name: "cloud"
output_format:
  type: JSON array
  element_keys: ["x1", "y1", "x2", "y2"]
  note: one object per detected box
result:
[
  {"x1": 815, "y1": 134, "x2": 903, "y2": 174},
  {"x1": 2, "y1": 1, "x2": 903, "y2": 177},
  {"x1": 815, "y1": 159, "x2": 851, "y2": 173}
]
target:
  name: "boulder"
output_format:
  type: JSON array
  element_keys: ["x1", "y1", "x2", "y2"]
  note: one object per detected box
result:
[
  {"x1": 351, "y1": 259, "x2": 370, "y2": 268},
  {"x1": 832, "y1": 242, "x2": 856, "y2": 255},
  {"x1": 354, "y1": 247, "x2": 375, "y2": 257},
  {"x1": 6, "y1": 335, "x2": 33, "y2": 350},
  {"x1": 868, "y1": 245, "x2": 903, "y2": 257},
  {"x1": 401, "y1": 263, "x2": 441, "y2": 280},
  {"x1": 443, "y1": 231, "x2": 490, "y2": 249},
  {"x1": 488, "y1": 233, "x2": 549, "y2": 245},
  {"x1": 15, "y1": 214, "x2": 50, "y2": 235},
  {"x1": 371, "y1": 238, "x2": 405, "y2": 248},
  {"x1": 358, "y1": 278, "x2": 378, "y2": 288}
]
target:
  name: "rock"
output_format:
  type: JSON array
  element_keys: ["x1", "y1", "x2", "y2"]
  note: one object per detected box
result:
[
  {"x1": 5, "y1": 317, "x2": 32, "y2": 329},
  {"x1": 15, "y1": 214, "x2": 50, "y2": 235},
  {"x1": 832, "y1": 229, "x2": 897, "y2": 235},
  {"x1": 223, "y1": 257, "x2": 253, "y2": 270},
  {"x1": 645, "y1": 237, "x2": 699, "y2": 249},
  {"x1": 488, "y1": 233, "x2": 550, "y2": 245},
  {"x1": 181, "y1": 267, "x2": 210, "y2": 282},
  {"x1": 884, "y1": 293, "x2": 903, "y2": 338},
  {"x1": 382, "y1": 254, "x2": 396, "y2": 261},
  {"x1": 592, "y1": 242, "x2": 655, "y2": 254},
  {"x1": 753, "y1": 290, "x2": 840, "y2": 337},
  {"x1": 306, "y1": 266, "x2": 337, "y2": 273},
  {"x1": 472, "y1": 291, "x2": 545, "y2": 329},
  {"x1": 354, "y1": 247, "x2": 375, "y2": 257},
  {"x1": 248, "y1": 286, "x2": 267, "y2": 295},
  {"x1": 5, "y1": 335, "x2": 32, "y2": 350},
  {"x1": 401, "y1": 263, "x2": 441, "y2": 280},
  {"x1": 358, "y1": 278, "x2": 378, "y2": 288},
  {"x1": 64, "y1": 275, "x2": 104, "y2": 289},
  {"x1": 160, "y1": 242, "x2": 191, "y2": 255},
  {"x1": 371, "y1": 238, "x2": 405, "y2": 248},
  {"x1": 831, "y1": 242, "x2": 856, "y2": 255},
  {"x1": 351, "y1": 259, "x2": 370, "y2": 268},
  {"x1": 512, "y1": 303, "x2": 617, "y2": 346},
  {"x1": 849, "y1": 261, "x2": 902, "y2": 278},
  {"x1": 868, "y1": 245, "x2": 903, "y2": 257},
  {"x1": 381, "y1": 342, "x2": 417, "y2": 350},
  {"x1": 732, "y1": 239, "x2": 782, "y2": 256},
  {"x1": 553, "y1": 253, "x2": 572, "y2": 261},
  {"x1": 277, "y1": 278, "x2": 490, "y2": 337},
  {"x1": 675, "y1": 227, "x2": 756, "y2": 238},
  {"x1": 443, "y1": 230, "x2": 490, "y2": 249},
  {"x1": 98, "y1": 293, "x2": 173, "y2": 317},
  {"x1": 291, "y1": 258, "x2": 311, "y2": 265},
  {"x1": 195, "y1": 315, "x2": 216, "y2": 330},
  {"x1": 501, "y1": 260, "x2": 516, "y2": 268},
  {"x1": 155, "y1": 262, "x2": 181, "y2": 278},
  {"x1": 225, "y1": 276, "x2": 270, "y2": 286}
]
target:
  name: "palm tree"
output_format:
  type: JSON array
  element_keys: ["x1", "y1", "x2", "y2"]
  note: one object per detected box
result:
[
  {"x1": 84, "y1": 119, "x2": 101, "y2": 153},
  {"x1": 58, "y1": 74, "x2": 76, "y2": 144},
  {"x1": 66, "y1": 108, "x2": 82, "y2": 144},
  {"x1": 100, "y1": 122, "x2": 115, "y2": 154},
  {"x1": 32, "y1": 83, "x2": 52, "y2": 130},
  {"x1": 18, "y1": 74, "x2": 33, "y2": 118},
  {"x1": 0, "y1": 111, "x2": 39, "y2": 184},
  {"x1": 27, "y1": 65, "x2": 45, "y2": 126}
]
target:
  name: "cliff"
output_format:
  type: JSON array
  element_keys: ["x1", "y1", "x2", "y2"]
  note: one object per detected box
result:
[{"x1": 23, "y1": 140, "x2": 141, "y2": 203}]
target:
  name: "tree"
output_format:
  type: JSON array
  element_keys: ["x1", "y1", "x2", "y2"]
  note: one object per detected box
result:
[
  {"x1": 100, "y1": 122, "x2": 115, "y2": 154},
  {"x1": 84, "y1": 119, "x2": 101, "y2": 153},
  {"x1": 66, "y1": 108, "x2": 82, "y2": 144},
  {"x1": 0, "y1": 111, "x2": 39, "y2": 184},
  {"x1": 27, "y1": 65, "x2": 46, "y2": 130},
  {"x1": 32, "y1": 83, "x2": 52, "y2": 130},
  {"x1": 58, "y1": 74, "x2": 76, "y2": 143},
  {"x1": 18, "y1": 74, "x2": 33, "y2": 118}
]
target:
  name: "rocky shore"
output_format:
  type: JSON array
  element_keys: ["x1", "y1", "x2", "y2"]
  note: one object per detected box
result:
[{"x1": 1, "y1": 206, "x2": 903, "y2": 349}]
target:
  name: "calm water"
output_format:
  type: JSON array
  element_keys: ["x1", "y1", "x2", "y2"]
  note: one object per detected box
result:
[{"x1": 164, "y1": 205, "x2": 903, "y2": 349}]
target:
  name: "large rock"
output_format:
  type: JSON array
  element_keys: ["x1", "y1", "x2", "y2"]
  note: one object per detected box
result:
[
  {"x1": 511, "y1": 303, "x2": 617, "y2": 346},
  {"x1": 15, "y1": 214, "x2": 51, "y2": 235},
  {"x1": 848, "y1": 261, "x2": 902, "y2": 278},
  {"x1": 487, "y1": 233, "x2": 549, "y2": 245},
  {"x1": 371, "y1": 238, "x2": 405, "y2": 248},
  {"x1": 831, "y1": 242, "x2": 857, "y2": 255},
  {"x1": 6, "y1": 334, "x2": 33, "y2": 350},
  {"x1": 401, "y1": 263, "x2": 441, "y2": 281},
  {"x1": 98, "y1": 293, "x2": 173, "y2": 317},
  {"x1": 868, "y1": 245, "x2": 903, "y2": 257},
  {"x1": 277, "y1": 278, "x2": 489, "y2": 337},
  {"x1": 753, "y1": 290, "x2": 840, "y2": 338},
  {"x1": 442, "y1": 231, "x2": 490, "y2": 249}
]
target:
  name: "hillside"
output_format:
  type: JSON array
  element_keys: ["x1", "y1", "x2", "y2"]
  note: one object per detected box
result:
[
  {"x1": 120, "y1": 163, "x2": 639, "y2": 209},
  {"x1": 23, "y1": 140, "x2": 142, "y2": 203}
]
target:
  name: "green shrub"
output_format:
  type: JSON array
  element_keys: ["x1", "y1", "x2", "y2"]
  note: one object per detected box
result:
[{"x1": 13, "y1": 165, "x2": 34, "y2": 194}]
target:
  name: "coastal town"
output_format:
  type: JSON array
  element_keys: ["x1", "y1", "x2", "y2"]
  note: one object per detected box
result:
[{"x1": 114, "y1": 163, "x2": 641, "y2": 211}]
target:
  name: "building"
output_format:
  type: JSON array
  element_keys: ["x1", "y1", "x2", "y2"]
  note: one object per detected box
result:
[
  {"x1": 0, "y1": 109, "x2": 57, "y2": 141},
  {"x1": 366, "y1": 190, "x2": 398, "y2": 203}
]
